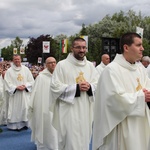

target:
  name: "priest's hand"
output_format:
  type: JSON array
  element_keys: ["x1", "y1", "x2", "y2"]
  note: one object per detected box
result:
[
  {"x1": 16, "y1": 85, "x2": 26, "y2": 91},
  {"x1": 79, "y1": 81, "x2": 90, "y2": 91},
  {"x1": 143, "y1": 89, "x2": 150, "y2": 102}
]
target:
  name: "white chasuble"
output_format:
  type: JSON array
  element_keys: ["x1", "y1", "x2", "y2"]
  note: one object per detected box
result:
[
  {"x1": 29, "y1": 68, "x2": 58, "y2": 150},
  {"x1": 93, "y1": 54, "x2": 150, "y2": 150},
  {"x1": 50, "y1": 53, "x2": 99, "y2": 150},
  {"x1": 4, "y1": 64, "x2": 34, "y2": 123}
]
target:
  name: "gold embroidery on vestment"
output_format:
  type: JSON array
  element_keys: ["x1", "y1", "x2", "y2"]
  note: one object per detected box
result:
[
  {"x1": 76, "y1": 72, "x2": 86, "y2": 83},
  {"x1": 136, "y1": 78, "x2": 142, "y2": 91},
  {"x1": 17, "y1": 74, "x2": 24, "y2": 81}
]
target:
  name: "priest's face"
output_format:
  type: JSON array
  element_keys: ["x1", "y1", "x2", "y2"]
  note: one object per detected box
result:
[
  {"x1": 13, "y1": 55, "x2": 21, "y2": 67},
  {"x1": 124, "y1": 37, "x2": 144, "y2": 63},
  {"x1": 72, "y1": 40, "x2": 87, "y2": 61},
  {"x1": 46, "y1": 57, "x2": 56, "y2": 74}
]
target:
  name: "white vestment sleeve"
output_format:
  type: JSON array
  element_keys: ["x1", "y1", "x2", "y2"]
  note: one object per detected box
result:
[
  {"x1": 129, "y1": 90, "x2": 146, "y2": 117},
  {"x1": 59, "y1": 84, "x2": 76, "y2": 104},
  {"x1": 5, "y1": 84, "x2": 16, "y2": 95},
  {"x1": 25, "y1": 70, "x2": 35, "y2": 93},
  {"x1": 25, "y1": 83, "x2": 33, "y2": 92}
]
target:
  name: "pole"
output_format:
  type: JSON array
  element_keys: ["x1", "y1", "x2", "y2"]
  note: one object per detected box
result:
[{"x1": 42, "y1": 53, "x2": 44, "y2": 66}]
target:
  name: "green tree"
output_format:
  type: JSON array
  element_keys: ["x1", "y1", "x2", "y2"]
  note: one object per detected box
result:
[
  {"x1": 82, "y1": 10, "x2": 150, "y2": 64},
  {"x1": 1, "y1": 37, "x2": 23, "y2": 60},
  {"x1": 79, "y1": 23, "x2": 87, "y2": 35},
  {"x1": 1, "y1": 45, "x2": 13, "y2": 60},
  {"x1": 11, "y1": 36, "x2": 23, "y2": 48},
  {"x1": 1, "y1": 9, "x2": 150, "y2": 64}
]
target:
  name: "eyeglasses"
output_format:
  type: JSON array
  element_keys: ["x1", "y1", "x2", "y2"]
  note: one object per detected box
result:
[{"x1": 73, "y1": 46, "x2": 87, "y2": 50}]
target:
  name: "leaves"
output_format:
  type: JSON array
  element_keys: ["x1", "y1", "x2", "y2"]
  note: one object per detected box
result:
[{"x1": 1, "y1": 10, "x2": 150, "y2": 64}]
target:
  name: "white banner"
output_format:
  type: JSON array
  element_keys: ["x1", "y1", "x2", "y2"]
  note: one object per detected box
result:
[
  {"x1": 20, "y1": 47, "x2": 25, "y2": 54},
  {"x1": 38, "y1": 57, "x2": 42, "y2": 64},
  {"x1": 13, "y1": 48, "x2": 17, "y2": 54},
  {"x1": 43, "y1": 41, "x2": 50, "y2": 53},
  {"x1": 80, "y1": 36, "x2": 88, "y2": 51},
  {"x1": 136, "y1": 26, "x2": 144, "y2": 38}
]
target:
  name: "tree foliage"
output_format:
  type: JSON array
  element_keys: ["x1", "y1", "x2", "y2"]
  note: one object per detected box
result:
[
  {"x1": 1, "y1": 45, "x2": 13, "y2": 61},
  {"x1": 1, "y1": 37, "x2": 23, "y2": 60},
  {"x1": 84, "y1": 10, "x2": 150, "y2": 64},
  {"x1": 1, "y1": 10, "x2": 150, "y2": 64},
  {"x1": 11, "y1": 36, "x2": 23, "y2": 48}
]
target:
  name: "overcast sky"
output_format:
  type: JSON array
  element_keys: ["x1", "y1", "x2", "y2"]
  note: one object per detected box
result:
[{"x1": 0, "y1": 0, "x2": 150, "y2": 49}]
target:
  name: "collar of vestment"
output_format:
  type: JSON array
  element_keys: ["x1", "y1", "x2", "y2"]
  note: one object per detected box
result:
[
  {"x1": 12, "y1": 64, "x2": 22, "y2": 71},
  {"x1": 67, "y1": 53, "x2": 87, "y2": 66},
  {"x1": 113, "y1": 54, "x2": 137, "y2": 71},
  {"x1": 100, "y1": 62, "x2": 106, "y2": 68},
  {"x1": 39, "y1": 68, "x2": 52, "y2": 77}
]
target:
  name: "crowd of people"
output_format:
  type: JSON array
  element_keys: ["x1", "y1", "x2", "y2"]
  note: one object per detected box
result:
[
  {"x1": 0, "y1": 61, "x2": 44, "y2": 79},
  {"x1": 0, "y1": 32, "x2": 150, "y2": 150}
]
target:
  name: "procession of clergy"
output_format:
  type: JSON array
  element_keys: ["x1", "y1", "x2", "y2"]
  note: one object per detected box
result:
[{"x1": 0, "y1": 32, "x2": 150, "y2": 150}]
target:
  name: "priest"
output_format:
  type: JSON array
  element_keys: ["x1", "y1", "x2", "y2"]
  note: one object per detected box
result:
[
  {"x1": 50, "y1": 37, "x2": 99, "y2": 150},
  {"x1": 92, "y1": 32, "x2": 150, "y2": 150},
  {"x1": 29, "y1": 57, "x2": 58, "y2": 150},
  {"x1": 4, "y1": 54, "x2": 34, "y2": 131}
]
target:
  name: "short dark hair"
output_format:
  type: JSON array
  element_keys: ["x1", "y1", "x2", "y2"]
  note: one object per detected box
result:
[
  {"x1": 13, "y1": 54, "x2": 21, "y2": 60},
  {"x1": 120, "y1": 32, "x2": 141, "y2": 53},
  {"x1": 72, "y1": 37, "x2": 86, "y2": 47},
  {"x1": 13, "y1": 54, "x2": 21, "y2": 57}
]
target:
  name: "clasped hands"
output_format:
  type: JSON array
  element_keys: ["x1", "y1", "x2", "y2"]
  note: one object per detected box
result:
[
  {"x1": 16, "y1": 85, "x2": 26, "y2": 91},
  {"x1": 143, "y1": 89, "x2": 150, "y2": 102},
  {"x1": 79, "y1": 81, "x2": 90, "y2": 92}
]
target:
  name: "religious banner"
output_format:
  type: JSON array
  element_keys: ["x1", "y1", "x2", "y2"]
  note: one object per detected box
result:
[
  {"x1": 61, "y1": 39, "x2": 68, "y2": 53},
  {"x1": 13, "y1": 48, "x2": 17, "y2": 54},
  {"x1": 136, "y1": 26, "x2": 144, "y2": 38},
  {"x1": 37, "y1": 57, "x2": 42, "y2": 64},
  {"x1": 80, "y1": 35, "x2": 88, "y2": 51},
  {"x1": 43, "y1": 41, "x2": 50, "y2": 53},
  {"x1": 20, "y1": 47, "x2": 25, "y2": 54}
]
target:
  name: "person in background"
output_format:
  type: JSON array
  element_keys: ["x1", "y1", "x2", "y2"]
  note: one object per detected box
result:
[
  {"x1": 0, "y1": 69, "x2": 8, "y2": 126},
  {"x1": 141, "y1": 56, "x2": 150, "y2": 108},
  {"x1": 50, "y1": 37, "x2": 99, "y2": 150},
  {"x1": 141, "y1": 56, "x2": 150, "y2": 68},
  {"x1": 0, "y1": 73, "x2": 4, "y2": 125},
  {"x1": 28, "y1": 57, "x2": 58, "y2": 150},
  {"x1": 4, "y1": 54, "x2": 34, "y2": 131},
  {"x1": 0, "y1": 63, "x2": 10, "y2": 126},
  {"x1": 141, "y1": 56, "x2": 150, "y2": 78},
  {"x1": 96, "y1": 54, "x2": 110, "y2": 75},
  {"x1": 92, "y1": 32, "x2": 150, "y2": 150}
]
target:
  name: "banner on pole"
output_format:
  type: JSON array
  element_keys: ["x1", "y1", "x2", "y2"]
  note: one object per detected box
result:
[
  {"x1": 13, "y1": 48, "x2": 17, "y2": 54},
  {"x1": 61, "y1": 39, "x2": 68, "y2": 53},
  {"x1": 20, "y1": 47, "x2": 25, "y2": 54},
  {"x1": 38, "y1": 57, "x2": 42, "y2": 64},
  {"x1": 43, "y1": 41, "x2": 50, "y2": 53},
  {"x1": 80, "y1": 36, "x2": 88, "y2": 51},
  {"x1": 136, "y1": 26, "x2": 144, "y2": 38}
]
